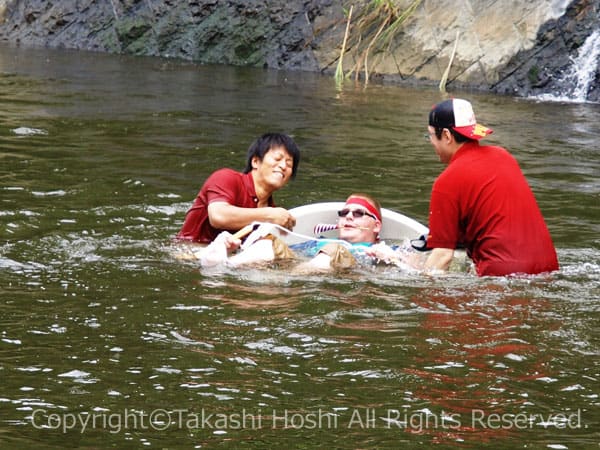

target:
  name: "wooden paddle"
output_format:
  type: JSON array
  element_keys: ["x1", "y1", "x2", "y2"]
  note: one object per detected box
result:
[{"x1": 232, "y1": 223, "x2": 257, "y2": 240}]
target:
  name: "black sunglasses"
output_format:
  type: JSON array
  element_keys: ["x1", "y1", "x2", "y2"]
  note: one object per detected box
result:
[{"x1": 337, "y1": 208, "x2": 377, "y2": 220}]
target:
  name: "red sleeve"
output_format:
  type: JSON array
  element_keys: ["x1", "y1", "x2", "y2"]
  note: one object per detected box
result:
[
  {"x1": 203, "y1": 169, "x2": 243, "y2": 205},
  {"x1": 427, "y1": 184, "x2": 460, "y2": 249},
  {"x1": 176, "y1": 169, "x2": 259, "y2": 243}
]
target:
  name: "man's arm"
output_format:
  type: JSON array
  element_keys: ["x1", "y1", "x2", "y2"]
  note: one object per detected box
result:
[
  {"x1": 424, "y1": 247, "x2": 455, "y2": 272},
  {"x1": 207, "y1": 201, "x2": 296, "y2": 231}
]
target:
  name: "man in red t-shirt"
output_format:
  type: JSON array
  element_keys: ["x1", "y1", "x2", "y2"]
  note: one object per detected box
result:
[
  {"x1": 176, "y1": 133, "x2": 300, "y2": 243},
  {"x1": 421, "y1": 98, "x2": 558, "y2": 276}
]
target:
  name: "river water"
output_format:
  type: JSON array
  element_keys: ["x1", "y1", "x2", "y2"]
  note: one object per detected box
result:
[{"x1": 1, "y1": 45, "x2": 598, "y2": 449}]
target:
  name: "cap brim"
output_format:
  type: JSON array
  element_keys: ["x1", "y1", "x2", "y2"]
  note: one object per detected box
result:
[{"x1": 453, "y1": 124, "x2": 493, "y2": 140}]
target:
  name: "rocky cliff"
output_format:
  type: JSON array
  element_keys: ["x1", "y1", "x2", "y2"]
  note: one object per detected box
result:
[{"x1": 0, "y1": 0, "x2": 598, "y2": 101}]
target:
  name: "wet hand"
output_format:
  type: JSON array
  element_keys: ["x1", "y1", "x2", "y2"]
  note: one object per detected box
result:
[
  {"x1": 200, "y1": 231, "x2": 239, "y2": 267},
  {"x1": 365, "y1": 242, "x2": 400, "y2": 264},
  {"x1": 269, "y1": 207, "x2": 296, "y2": 230},
  {"x1": 214, "y1": 231, "x2": 241, "y2": 251}
]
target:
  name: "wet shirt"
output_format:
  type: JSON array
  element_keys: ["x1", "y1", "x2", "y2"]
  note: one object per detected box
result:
[
  {"x1": 427, "y1": 142, "x2": 558, "y2": 276},
  {"x1": 291, "y1": 240, "x2": 373, "y2": 264},
  {"x1": 176, "y1": 169, "x2": 274, "y2": 243}
]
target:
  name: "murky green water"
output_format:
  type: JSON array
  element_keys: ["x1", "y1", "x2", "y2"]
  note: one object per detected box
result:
[{"x1": 1, "y1": 45, "x2": 599, "y2": 449}]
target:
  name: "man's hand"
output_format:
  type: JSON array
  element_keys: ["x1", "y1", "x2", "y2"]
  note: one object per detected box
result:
[
  {"x1": 199, "y1": 231, "x2": 241, "y2": 267},
  {"x1": 267, "y1": 207, "x2": 296, "y2": 230}
]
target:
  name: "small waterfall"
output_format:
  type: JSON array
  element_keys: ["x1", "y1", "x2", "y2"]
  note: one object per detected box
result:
[
  {"x1": 536, "y1": 29, "x2": 600, "y2": 103},
  {"x1": 570, "y1": 29, "x2": 600, "y2": 101}
]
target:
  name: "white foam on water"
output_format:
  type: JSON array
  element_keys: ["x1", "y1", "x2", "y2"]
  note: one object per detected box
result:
[
  {"x1": 534, "y1": 29, "x2": 600, "y2": 103},
  {"x1": 11, "y1": 127, "x2": 48, "y2": 136}
]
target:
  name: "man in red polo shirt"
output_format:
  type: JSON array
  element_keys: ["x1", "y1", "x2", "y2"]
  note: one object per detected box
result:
[
  {"x1": 422, "y1": 98, "x2": 558, "y2": 276},
  {"x1": 176, "y1": 133, "x2": 300, "y2": 243}
]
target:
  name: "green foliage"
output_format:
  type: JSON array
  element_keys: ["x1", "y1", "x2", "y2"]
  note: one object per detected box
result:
[
  {"x1": 528, "y1": 66, "x2": 540, "y2": 84},
  {"x1": 115, "y1": 17, "x2": 153, "y2": 50}
]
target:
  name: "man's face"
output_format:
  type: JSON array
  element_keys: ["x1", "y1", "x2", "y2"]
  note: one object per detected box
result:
[
  {"x1": 337, "y1": 202, "x2": 381, "y2": 244},
  {"x1": 252, "y1": 146, "x2": 294, "y2": 190},
  {"x1": 427, "y1": 126, "x2": 452, "y2": 164}
]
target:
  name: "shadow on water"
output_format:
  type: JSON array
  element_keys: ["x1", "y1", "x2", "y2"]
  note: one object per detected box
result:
[{"x1": 1, "y1": 44, "x2": 599, "y2": 448}]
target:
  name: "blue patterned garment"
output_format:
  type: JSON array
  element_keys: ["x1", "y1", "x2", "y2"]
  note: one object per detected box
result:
[{"x1": 290, "y1": 239, "x2": 375, "y2": 264}]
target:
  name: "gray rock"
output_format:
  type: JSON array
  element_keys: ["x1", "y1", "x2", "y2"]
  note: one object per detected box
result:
[{"x1": 0, "y1": 0, "x2": 598, "y2": 101}]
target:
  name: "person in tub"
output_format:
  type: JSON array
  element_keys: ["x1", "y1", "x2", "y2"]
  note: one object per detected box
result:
[{"x1": 200, "y1": 193, "x2": 401, "y2": 271}]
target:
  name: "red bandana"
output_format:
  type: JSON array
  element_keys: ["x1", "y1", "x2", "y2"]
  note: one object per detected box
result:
[{"x1": 345, "y1": 197, "x2": 381, "y2": 221}]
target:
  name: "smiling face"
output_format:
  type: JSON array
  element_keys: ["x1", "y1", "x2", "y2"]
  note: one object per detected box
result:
[
  {"x1": 337, "y1": 197, "x2": 382, "y2": 244},
  {"x1": 252, "y1": 146, "x2": 294, "y2": 193}
]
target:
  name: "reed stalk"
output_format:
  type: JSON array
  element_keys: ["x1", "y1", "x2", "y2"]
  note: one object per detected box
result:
[
  {"x1": 440, "y1": 31, "x2": 460, "y2": 93},
  {"x1": 335, "y1": 5, "x2": 354, "y2": 86},
  {"x1": 340, "y1": 0, "x2": 422, "y2": 84}
]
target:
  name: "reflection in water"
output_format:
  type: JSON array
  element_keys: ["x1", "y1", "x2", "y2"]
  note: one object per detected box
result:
[
  {"x1": 405, "y1": 288, "x2": 553, "y2": 444},
  {"x1": 0, "y1": 44, "x2": 599, "y2": 448}
]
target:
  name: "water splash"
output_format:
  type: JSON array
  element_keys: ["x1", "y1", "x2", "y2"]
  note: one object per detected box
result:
[
  {"x1": 11, "y1": 127, "x2": 48, "y2": 136},
  {"x1": 536, "y1": 29, "x2": 600, "y2": 103},
  {"x1": 570, "y1": 29, "x2": 600, "y2": 101}
]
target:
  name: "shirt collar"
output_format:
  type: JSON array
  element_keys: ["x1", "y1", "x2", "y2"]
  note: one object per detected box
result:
[{"x1": 243, "y1": 171, "x2": 274, "y2": 206}]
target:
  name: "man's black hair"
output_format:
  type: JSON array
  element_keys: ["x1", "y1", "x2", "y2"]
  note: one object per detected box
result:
[
  {"x1": 433, "y1": 127, "x2": 471, "y2": 143},
  {"x1": 243, "y1": 133, "x2": 300, "y2": 179}
]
